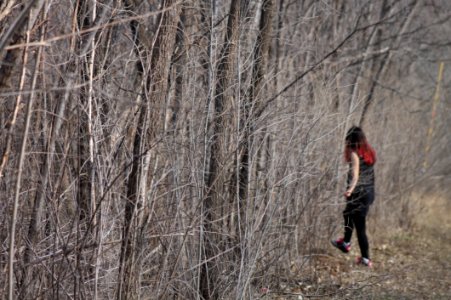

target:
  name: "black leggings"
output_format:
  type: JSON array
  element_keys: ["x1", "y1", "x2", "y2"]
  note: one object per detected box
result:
[{"x1": 343, "y1": 188, "x2": 374, "y2": 259}]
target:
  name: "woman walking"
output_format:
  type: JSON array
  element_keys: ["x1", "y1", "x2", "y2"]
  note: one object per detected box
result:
[{"x1": 332, "y1": 126, "x2": 376, "y2": 267}]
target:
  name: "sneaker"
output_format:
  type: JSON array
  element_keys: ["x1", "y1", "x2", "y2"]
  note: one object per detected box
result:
[
  {"x1": 331, "y1": 238, "x2": 351, "y2": 253},
  {"x1": 356, "y1": 257, "x2": 373, "y2": 267}
]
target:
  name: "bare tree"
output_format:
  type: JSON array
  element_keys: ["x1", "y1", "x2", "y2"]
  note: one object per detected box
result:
[
  {"x1": 1, "y1": 0, "x2": 450, "y2": 298},
  {"x1": 117, "y1": 1, "x2": 181, "y2": 298}
]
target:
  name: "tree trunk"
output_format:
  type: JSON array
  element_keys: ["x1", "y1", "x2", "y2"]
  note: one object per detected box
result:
[
  {"x1": 201, "y1": 0, "x2": 244, "y2": 298},
  {"x1": 19, "y1": 79, "x2": 71, "y2": 299},
  {"x1": 241, "y1": 0, "x2": 274, "y2": 213},
  {"x1": 117, "y1": 1, "x2": 181, "y2": 298},
  {"x1": 359, "y1": 0, "x2": 419, "y2": 126},
  {"x1": 235, "y1": 1, "x2": 274, "y2": 297}
]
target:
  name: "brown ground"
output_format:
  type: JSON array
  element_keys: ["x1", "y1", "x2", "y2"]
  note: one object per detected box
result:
[{"x1": 262, "y1": 193, "x2": 451, "y2": 299}]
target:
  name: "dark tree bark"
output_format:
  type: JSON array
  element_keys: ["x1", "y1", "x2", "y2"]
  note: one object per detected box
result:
[
  {"x1": 240, "y1": 0, "x2": 274, "y2": 212},
  {"x1": 117, "y1": 1, "x2": 181, "y2": 299},
  {"x1": 201, "y1": 0, "x2": 246, "y2": 298},
  {"x1": 0, "y1": 0, "x2": 42, "y2": 178}
]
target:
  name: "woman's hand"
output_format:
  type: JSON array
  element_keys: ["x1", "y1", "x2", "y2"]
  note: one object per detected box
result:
[{"x1": 344, "y1": 190, "x2": 352, "y2": 198}]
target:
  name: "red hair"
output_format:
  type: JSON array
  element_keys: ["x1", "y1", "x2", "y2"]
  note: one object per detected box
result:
[
  {"x1": 345, "y1": 142, "x2": 376, "y2": 165},
  {"x1": 344, "y1": 126, "x2": 376, "y2": 166}
]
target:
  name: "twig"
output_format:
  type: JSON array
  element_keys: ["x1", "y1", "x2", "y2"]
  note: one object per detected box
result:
[
  {"x1": 4, "y1": 1, "x2": 183, "y2": 51},
  {"x1": 0, "y1": 0, "x2": 36, "y2": 54}
]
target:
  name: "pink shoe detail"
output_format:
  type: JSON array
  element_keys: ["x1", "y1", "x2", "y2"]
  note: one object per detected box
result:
[{"x1": 356, "y1": 256, "x2": 373, "y2": 267}]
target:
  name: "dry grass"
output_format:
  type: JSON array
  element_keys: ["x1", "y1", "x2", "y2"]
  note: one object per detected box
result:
[{"x1": 259, "y1": 193, "x2": 451, "y2": 299}]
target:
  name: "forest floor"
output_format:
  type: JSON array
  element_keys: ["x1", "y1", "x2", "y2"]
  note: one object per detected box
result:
[{"x1": 263, "y1": 193, "x2": 451, "y2": 299}]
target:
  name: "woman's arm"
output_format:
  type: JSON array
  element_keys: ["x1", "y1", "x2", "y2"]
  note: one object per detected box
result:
[{"x1": 345, "y1": 151, "x2": 360, "y2": 197}]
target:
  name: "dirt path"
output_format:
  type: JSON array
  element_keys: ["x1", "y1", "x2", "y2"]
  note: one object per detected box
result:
[{"x1": 264, "y1": 193, "x2": 451, "y2": 299}]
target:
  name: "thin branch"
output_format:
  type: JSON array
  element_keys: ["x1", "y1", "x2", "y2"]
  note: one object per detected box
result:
[
  {"x1": 0, "y1": 0, "x2": 35, "y2": 54},
  {"x1": 4, "y1": 2, "x2": 182, "y2": 51}
]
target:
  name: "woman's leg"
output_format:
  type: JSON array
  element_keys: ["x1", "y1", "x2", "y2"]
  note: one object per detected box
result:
[
  {"x1": 353, "y1": 213, "x2": 369, "y2": 259},
  {"x1": 343, "y1": 213, "x2": 354, "y2": 243},
  {"x1": 343, "y1": 192, "x2": 361, "y2": 243},
  {"x1": 354, "y1": 189, "x2": 373, "y2": 259}
]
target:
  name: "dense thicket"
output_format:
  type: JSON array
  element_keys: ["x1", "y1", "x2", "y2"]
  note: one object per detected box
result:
[{"x1": 1, "y1": 0, "x2": 450, "y2": 299}]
